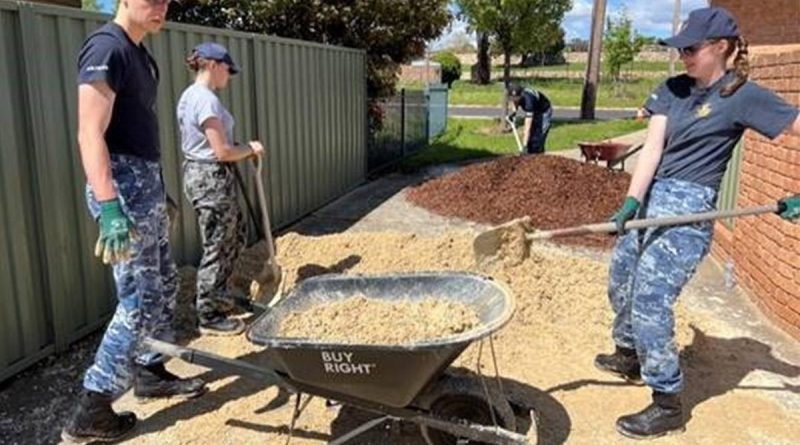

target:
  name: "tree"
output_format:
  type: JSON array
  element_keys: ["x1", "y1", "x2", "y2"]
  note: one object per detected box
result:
[
  {"x1": 81, "y1": 0, "x2": 101, "y2": 11},
  {"x1": 472, "y1": 32, "x2": 491, "y2": 84},
  {"x1": 168, "y1": 0, "x2": 450, "y2": 100},
  {"x1": 455, "y1": 0, "x2": 570, "y2": 87},
  {"x1": 519, "y1": 27, "x2": 566, "y2": 66},
  {"x1": 568, "y1": 37, "x2": 589, "y2": 52},
  {"x1": 603, "y1": 11, "x2": 646, "y2": 82},
  {"x1": 83, "y1": 0, "x2": 118, "y2": 13},
  {"x1": 432, "y1": 51, "x2": 462, "y2": 88}
]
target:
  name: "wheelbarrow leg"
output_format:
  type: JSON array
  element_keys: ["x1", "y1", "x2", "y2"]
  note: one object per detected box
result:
[{"x1": 329, "y1": 415, "x2": 393, "y2": 445}]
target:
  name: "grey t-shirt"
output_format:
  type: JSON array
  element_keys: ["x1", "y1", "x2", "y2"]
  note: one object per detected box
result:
[
  {"x1": 177, "y1": 82, "x2": 234, "y2": 161},
  {"x1": 645, "y1": 71, "x2": 798, "y2": 190}
]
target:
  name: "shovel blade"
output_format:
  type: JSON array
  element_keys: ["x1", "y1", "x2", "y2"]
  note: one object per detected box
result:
[
  {"x1": 473, "y1": 217, "x2": 532, "y2": 267},
  {"x1": 250, "y1": 263, "x2": 284, "y2": 305}
]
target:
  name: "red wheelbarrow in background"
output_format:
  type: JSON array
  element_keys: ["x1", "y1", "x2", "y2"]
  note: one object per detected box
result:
[{"x1": 578, "y1": 141, "x2": 643, "y2": 171}]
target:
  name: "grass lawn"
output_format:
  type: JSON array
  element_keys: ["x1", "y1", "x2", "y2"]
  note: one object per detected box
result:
[
  {"x1": 402, "y1": 117, "x2": 646, "y2": 169},
  {"x1": 449, "y1": 76, "x2": 662, "y2": 108}
]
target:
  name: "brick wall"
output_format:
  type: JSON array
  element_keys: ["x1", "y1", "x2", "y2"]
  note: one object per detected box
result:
[
  {"x1": 399, "y1": 65, "x2": 441, "y2": 85},
  {"x1": 711, "y1": 0, "x2": 800, "y2": 45},
  {"x1": 711, "y1": 46, "x2": 800, "y2": 339}
]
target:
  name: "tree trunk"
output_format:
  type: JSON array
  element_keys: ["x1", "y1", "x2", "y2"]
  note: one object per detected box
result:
[
  {"x1": 503, "y1": 50, "x2": 511, "y2": 86},
  {"x1": 474, "y1": 32, "x2": 491, "y2": 85},
  {"x1": 503, "y1": 50, "x2": 512, "y2": 115}
]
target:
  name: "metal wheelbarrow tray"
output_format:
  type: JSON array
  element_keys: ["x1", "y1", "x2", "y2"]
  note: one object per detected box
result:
[{"x1": 145, "y1": 272, "x2": 531, "y2": 445}]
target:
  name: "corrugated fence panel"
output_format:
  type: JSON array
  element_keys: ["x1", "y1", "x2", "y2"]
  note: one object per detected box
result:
[
  {"x1": 0, "y1": 2, "x2": 53, "y2": 381},
  {"x1": 0, "y1": 0, "x2": 367, "y2": 383}
]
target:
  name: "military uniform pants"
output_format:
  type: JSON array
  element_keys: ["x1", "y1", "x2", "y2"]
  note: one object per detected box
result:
[
  {"x1": 183, "y1": 160, "x2": 245, "y2": 321},
  {"x1": 83, "y1": 154, "x2": 177, "y2": 398},
  {"x1": 608, "y1": 178, "x2": 716, "y2": 394}
]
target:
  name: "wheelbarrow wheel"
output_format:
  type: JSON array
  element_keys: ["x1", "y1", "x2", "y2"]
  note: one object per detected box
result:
[{"x1": 418, "y1": 375, "x2": 516, "y2": 445}]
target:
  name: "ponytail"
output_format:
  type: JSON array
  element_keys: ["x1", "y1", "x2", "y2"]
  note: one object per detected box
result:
[{"x1": 720, "y1": 37, "x2": 749, "y2": 97}]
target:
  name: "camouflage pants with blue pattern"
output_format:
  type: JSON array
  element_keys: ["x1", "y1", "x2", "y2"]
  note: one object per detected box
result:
[
  {"x1": 83, "y1": 154, "x2": 177, "y2": 398},
  {"x1": 608, "y1": 178, "x2": 716, "y2": 394}
]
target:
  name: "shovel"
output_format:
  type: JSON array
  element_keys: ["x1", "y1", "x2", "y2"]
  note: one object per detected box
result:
[
  {"x1": 249, "y1": 156, "x2": 284, "y2": 305},
  {"x1": 506, "y1": 115, "x2": 524, "y2": 154},
  {"x1": 473, "y1": 202, "x2": 782, "y2": 266}
]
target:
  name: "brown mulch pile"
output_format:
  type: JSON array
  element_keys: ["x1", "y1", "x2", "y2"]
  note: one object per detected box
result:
[{"x1": 406, "y1": 155, "x2": 631, "y2": 248}]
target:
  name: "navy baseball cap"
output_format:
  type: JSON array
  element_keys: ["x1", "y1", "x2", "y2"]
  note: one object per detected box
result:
[
  {"x1": 193, "y1": 42, "x2": 240, "y2": 74},
  {"x1": 660, "y1": 7, "x2": 740, "y2": 49}
]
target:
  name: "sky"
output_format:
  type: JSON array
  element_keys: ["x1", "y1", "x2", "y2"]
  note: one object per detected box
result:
[{"x1": 433, "y1": 0, "x2": 710, "y2": 50}]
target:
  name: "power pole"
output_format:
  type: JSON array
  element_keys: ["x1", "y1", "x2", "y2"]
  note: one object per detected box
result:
[
  {"x1": 669, "y1": 0, "x2": 681, "y2": 77},
  {"x1": 580, "y1": 0, "x2": 607, "y2": 120}
]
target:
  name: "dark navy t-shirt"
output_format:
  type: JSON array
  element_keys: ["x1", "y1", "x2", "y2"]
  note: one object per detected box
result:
[
  {"x1": 77, "y1": 22, "x2": 161, "y2": 161},
  {"x1": 645, "y1": 71, "x2": 798, "y2": 190},
  {"x1": 518, "y1": 88, "x2": 552, "y2": 116}
]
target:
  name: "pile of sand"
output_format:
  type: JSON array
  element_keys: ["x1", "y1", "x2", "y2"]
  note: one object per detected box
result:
[{"x1": 277, "y1": 296, "x2": 480, "y2": 344}]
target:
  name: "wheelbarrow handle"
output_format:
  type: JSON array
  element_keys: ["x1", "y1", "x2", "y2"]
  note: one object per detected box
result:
[
  {"x1": 143, "y1": 337, "x2": 289, "y2": 386},
  {"x1": 526, "y1": 204, "x2": 781, "y2": 240}
]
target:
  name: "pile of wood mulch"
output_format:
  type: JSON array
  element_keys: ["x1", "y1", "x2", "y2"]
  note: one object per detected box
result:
[{"x1": 406, "y1": 155, "x2": 631, "y2": 248}]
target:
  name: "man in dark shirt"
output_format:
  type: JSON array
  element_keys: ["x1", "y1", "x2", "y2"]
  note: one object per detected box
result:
[
  {"x1": 62, "y1": 1, "x2": 206, "y2": 442},
  {"x1": 508, "y1": 83, "x2": 553, "y2": 154}
]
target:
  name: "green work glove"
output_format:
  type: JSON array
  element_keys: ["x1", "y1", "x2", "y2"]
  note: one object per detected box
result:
[
  {"x1": 610, "y1": 196, "x2": 641, "y2": 234},
  {"x1": 778, "y1": 194, "x2": 800, "y2": 221},
  {"x1": 94, "y1": 198, "x2": 137, "y2": 265}
]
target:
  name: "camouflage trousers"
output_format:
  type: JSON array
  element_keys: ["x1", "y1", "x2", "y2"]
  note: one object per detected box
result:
[
  {"x1": 608, "y1": 178, "x2": 717, "y2": 394},
  {"x1": 83, "y1": 154, "x2": 177, "y2": 397},
  {"x1": 183, "y1": 160, "x2": 245, "y2": 321}
]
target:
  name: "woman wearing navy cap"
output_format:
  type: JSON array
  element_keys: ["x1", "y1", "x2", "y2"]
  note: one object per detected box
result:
[
  {"x1": 596, "y1": 6, "x2": 800, "y2": 439},
  {"x1": 177, "y1": 42, "x2": 265, "y2": 336}
]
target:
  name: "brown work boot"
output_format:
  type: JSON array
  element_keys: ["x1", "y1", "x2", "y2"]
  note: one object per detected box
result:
[
  {"x1": 616, "y1": 391, "x2": 685, "y2": 439},
  {"x1": 133, "y1": 362, "x2": 207, "y2": 402},
  {"x1": 61, "y1": 390, "x2": 137, "y2": 443},
  {"x1": 594, "y1": 346, "x2": 642, "y2": 383}
]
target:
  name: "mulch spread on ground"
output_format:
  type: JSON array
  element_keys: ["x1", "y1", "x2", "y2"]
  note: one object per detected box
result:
[{"x1": 406, "y1": 155, "x2": 631, "y2": 248}]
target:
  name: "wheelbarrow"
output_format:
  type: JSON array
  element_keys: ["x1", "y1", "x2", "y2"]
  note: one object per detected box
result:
[
  {"x1": 144, "y1": 272, "x2": 532, "y2": 445},
  {"x1": 578, "y1": 141, "x2": 643, "y2": 171}
]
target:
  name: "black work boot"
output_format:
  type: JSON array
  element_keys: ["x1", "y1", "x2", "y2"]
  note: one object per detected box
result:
[
  {"x1": 61, "y1": 390, "x2": 137, "y2": 443},
  {"x1": 616, "y1": 391, "x2": 685, "y2": 439},
  {"x1": 133, "y1": 362, "x2": 207, "y2": 402},
  {"x1": 198, "y1": 312, "x2": 245, "y2": 336},
  {"x1": 595, "y1": 346, "x2": 642, "y2": 383}
]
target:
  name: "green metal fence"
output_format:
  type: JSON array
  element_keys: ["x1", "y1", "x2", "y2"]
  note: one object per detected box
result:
[
  {"x1": 367, "y1": 89, "x2": 430, "y2": 173},
  {"x1": 0, "y1": 0, "x2": 367, "y2": 383}
]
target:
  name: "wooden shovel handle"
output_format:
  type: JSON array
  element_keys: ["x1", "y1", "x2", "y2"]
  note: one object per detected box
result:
[{"x1": 526, "y1": 204, "x2": 780, "y2": 240}]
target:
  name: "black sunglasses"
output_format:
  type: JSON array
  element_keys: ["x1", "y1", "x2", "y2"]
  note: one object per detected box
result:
[{"x1": 677, "y1": 39, "x2": 724, "y2": 57}]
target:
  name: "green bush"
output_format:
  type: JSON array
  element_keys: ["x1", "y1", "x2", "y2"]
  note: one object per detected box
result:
[{"x1": 433, "y1": 51, "x2": 462, "y2": 88}]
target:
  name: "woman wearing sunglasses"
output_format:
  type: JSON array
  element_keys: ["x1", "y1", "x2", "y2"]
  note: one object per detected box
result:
[
  {"x1": 597, "y1": 6, "x2": 800, "y2": 439},
  {"x1": 177, "y1": 42, "x2": 265, "y2": 336}
]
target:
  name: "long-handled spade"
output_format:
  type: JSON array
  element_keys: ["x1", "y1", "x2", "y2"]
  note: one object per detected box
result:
[
  {"x1": 473, "y1": 202, "x2": 785, "y2": 266},
  {"x1": 506, "y1": 115, "x2": 524, "y2": 154},
  {"x1": 249, "y1": 156, "x2": 283, "y2": 306}
]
